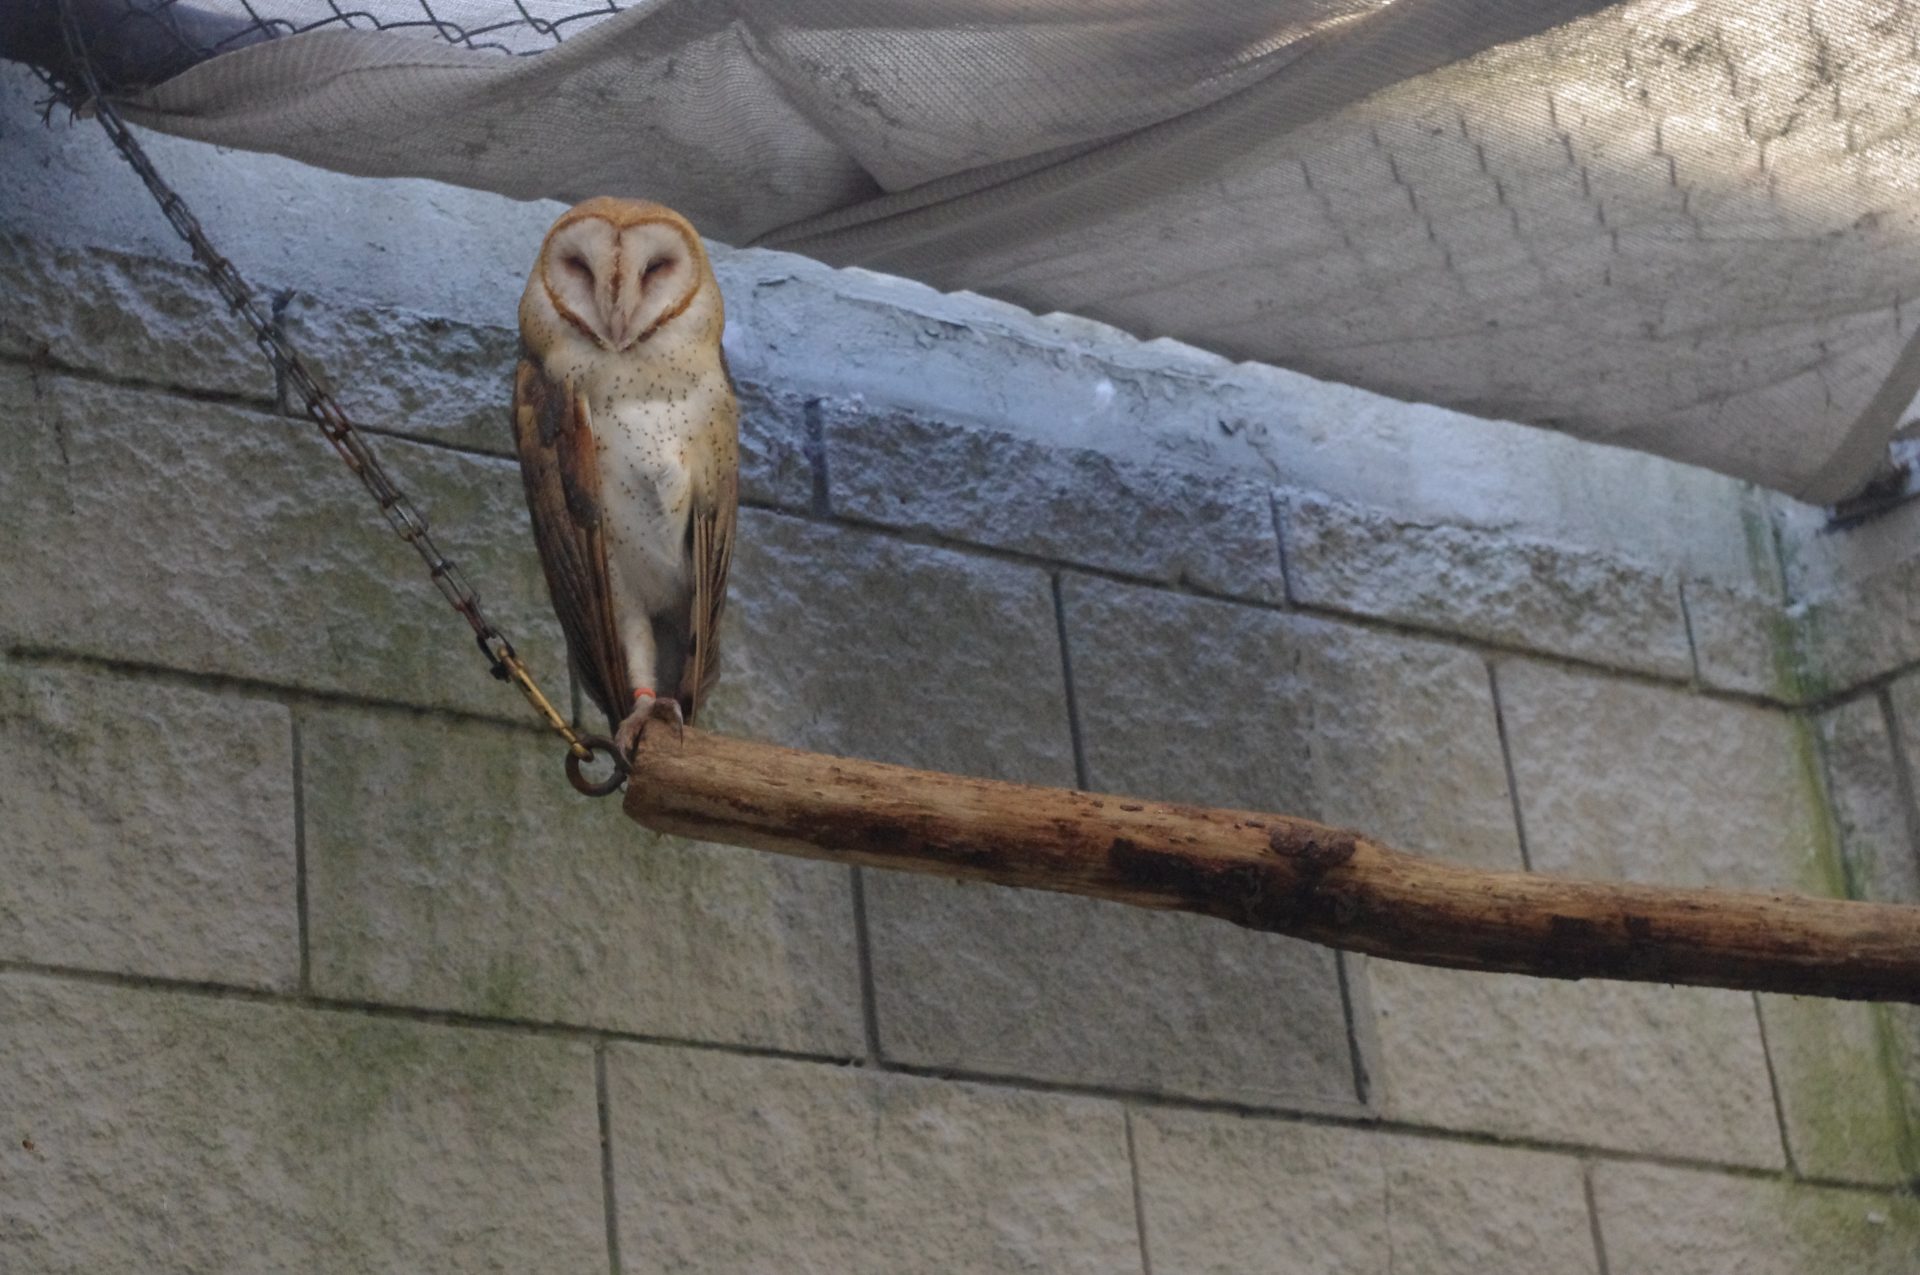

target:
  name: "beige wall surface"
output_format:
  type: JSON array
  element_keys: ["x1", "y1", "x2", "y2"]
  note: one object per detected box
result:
[{"x1": 2, "y1": 62, "x2": 1915, "y2": 1274}]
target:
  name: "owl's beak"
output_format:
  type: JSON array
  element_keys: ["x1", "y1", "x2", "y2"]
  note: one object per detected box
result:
[
  {"x1": 592, "y1": 266, "x2": 637, "y2": 350},
  {"x1": 609, "y1": 315, "x2": 638, "y2": 351},
  {"x1": 603, "y1": 291, "x2": 645, "y2": 351}
]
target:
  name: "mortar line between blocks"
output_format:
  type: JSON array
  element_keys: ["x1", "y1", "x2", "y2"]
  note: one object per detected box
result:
[
  {"x1": 849, "y1": 868, "x2": 886, "y2": 1065},
  {"x1": 870, "y1": 1056, "x2": 1890, "y2": 1190},
  {"x1": 1582, "y1": 1162, "x2": 1614, "y2": 1275},
  {"x1": 1052, "y1": 573, "x2": 1092, "y2": 791},
  {"x1": 268, "y1": 288, "x2": 294, "y2": 410},
  {"x1": 1875, "y1": 686, "x2": 1920, "y2": 884},
  {"x1": 290, "y1": 714, "x2": 311, "y2": 994},
  {"x1": 0, "y1": 351, "x2": 278, "y2": 414},
  {"x1": 1677, "y1": 579, "x2": 1703, "y2": 687},
  {"x1": 803, "y1": 396, "x2": 833, "y2": 517},
  {"x1": 344, "y1": 421, "x2": 519, "y2": 463},
  {"x1": 1269, "y1": 492, "x2": 1297, "y2": 606},
  {"x1": 0, "y1": 957, "x2": 862, "y2": 1065},
  {"x1": 1333, "y1": 952, "x2": 1372, "y2": 1107},
  {"x1": 0, "y1": 954, "x2": 1905, "y2": 1193},
  {"x1": 4, "y1": 646, "x2": 557, "y2": 740},
  {"x1": 1750, "y1": 990, "x2": 1800, "y2": 1177},
  {"x1": 10, "y1": 604, "x2": 1875, "y2": 766},
  {"x1": 760, "y1": 506, "x2": 1821, "y2": 713},
  {"x1": 1486, "y1": 659, "x2": 1535, "y2": 872},
  {"x1": 10, "y1": 349, "x2": 1184, "y2": 489},
  {"x1": 596, "y1": 1042, "x2": 624, "y2": 1275},
  {"x1": 1766, "y1": 501, "x2": 1803, "y2": 611},
  {"x1": 1124, "y1": 1107, "x2": 1155, "y2": 1275},
  {"x1": 0, "y1": 352, "x2": 524, "y2": 465}
]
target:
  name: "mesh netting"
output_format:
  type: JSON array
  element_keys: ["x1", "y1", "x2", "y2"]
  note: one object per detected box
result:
[
  {"x1": 129, "y1": 0, "x2": 631, "y2": 56},
  {"x1": 11, "y1": 0, "x2": 1920, "y2": 503},
  {"x1": 15, "y1": 0, "x2": 639, "y2": 100}
]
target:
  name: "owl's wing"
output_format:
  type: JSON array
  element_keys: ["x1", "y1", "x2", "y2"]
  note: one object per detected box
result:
[
  {"x1": 676, "y1": 391, "x2": 739, "y2": 724},
  {"x1": 511, "y1": 355, "x2": 632, "y2": 732}
]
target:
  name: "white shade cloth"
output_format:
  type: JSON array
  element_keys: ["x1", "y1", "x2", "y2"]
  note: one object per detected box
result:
[{"x1": 118, "y1": 0, "x2": 1920, "y2": 500}]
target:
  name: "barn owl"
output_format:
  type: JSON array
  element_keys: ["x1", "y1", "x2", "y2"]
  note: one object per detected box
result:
[{"x1": 513, "y1": 197, "x2": 739, "y2": 763}]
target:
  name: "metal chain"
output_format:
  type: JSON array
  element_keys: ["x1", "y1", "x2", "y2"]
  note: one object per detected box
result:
[{"x1": 46, "y1": 2, "x2": 628, "y2": 796}]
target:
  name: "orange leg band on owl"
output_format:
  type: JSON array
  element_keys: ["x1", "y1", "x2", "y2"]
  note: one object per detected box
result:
[{"x1": 633, "y1": 687, "x2": 654, "y2": 700}]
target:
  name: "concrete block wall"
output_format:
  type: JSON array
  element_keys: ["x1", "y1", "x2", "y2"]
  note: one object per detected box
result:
[{"x1": 2, "y1": 64, "x2": 1917, "y2": 1271}]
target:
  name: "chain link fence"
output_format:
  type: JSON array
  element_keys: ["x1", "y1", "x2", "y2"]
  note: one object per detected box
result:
[{"x1": 6, "y1": 0, "x2": 632, "y2": 101}]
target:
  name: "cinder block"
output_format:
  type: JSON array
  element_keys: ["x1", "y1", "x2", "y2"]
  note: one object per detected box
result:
[
  {"x1": 1795, "y1": 587, "x2": 1908, "y2": 702},
  {"x1": 275, "y1": 292, "x2": 520, "y2": 454},
  {"x1": 1786, "y1": 499, "x2": 1920, "y2": 697},
  {"x1": 733, "y1": 380, "x2": 823, "y2": 511},
  {"x1": 605, "y1": 1043, "x2": 1139, "y2": 1274},
  {"x1": 0, "y1": 369, "x2": 567, "y2": 722},
  {"x1": 1819, "y1": 694, "x2": 1920, "y2": 902},
  {"x1": 827, "y1": 409, "x2": 1285, "y2": 601},
  {"x1": 301, "y1": 705, "x2": 864, "y2": 1054},
  {"x1": 1871, "y1": 683, "x2": 1920, "y2": 1159},
  {"x1": 865, "y1": 873, "x2": 1359, "y2": 1109},
  {"x1": 1133, "y1": 1107, "x2": 1599, "y2": 1275},
  {"x1": 867, "y1": 576, "x2": 1518, "y2": 1108},
  {"x1": 1496, "y1": 659, "x2": 1830, "y2": 893},
  {"x1": 1501, "y1": 662, "x2": 1914, "y2": 1178},
  {"x1": 0, "y1": 232, "x2": 271, "y2": 403},
  {"x1": 1758, "y1": 991, "x2": 1919, "y2": 1186},
  {"x1": 1590, "y1": 1161, "x2": 1920, "y2": 1274},
  {"x1": 1365, "y1": 962, "x2": 1785, "y2": 1167},
  {"x1": 1372, "y1": 661, "x2": 1827, "y2": 1166},
  {"x1": 708, "y1": 509, "x2": 1077, "y2": 783},
  {"x1": 0, "y1": 659, "x2": 296, "y2": 990},
  {"x1": 1684, "y1": 576, "x2": 1802, "y2": 699},
  {"x1": 1877, "y1": 677, "x2": 1920, "y2": 902},
  {"x1": 1282, "y1": 492, "x2": 1693, "y2": 680},
  {"x1": 1760, "y1": 697, "x2": 1920, "y2": 1185},
  {"x1": 0, "y1": 973, "x2": 606, "y2": 1272},
  {"x1": 269, "y1": 300, "x2": 814, "y2": 510},
  {"x1": 730, "y1": 511, "x2": 1337, "y2": 1096},
  {"x1": 1066, "y1": 575, "x2": 1520, "y2": 867}
]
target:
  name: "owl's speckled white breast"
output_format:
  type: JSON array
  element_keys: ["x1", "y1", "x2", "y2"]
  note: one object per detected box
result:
[{"x1": 580, "y1": 353, "x2": 730, "y2": 615}]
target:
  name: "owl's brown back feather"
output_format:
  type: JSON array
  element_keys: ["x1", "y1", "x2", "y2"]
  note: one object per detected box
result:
[
  {"x1": 679, "y1": 455, "x2": 737, "y2": 722},
  {"x1": 511, "y1": 354, "x2": 633, "y2": 732}
]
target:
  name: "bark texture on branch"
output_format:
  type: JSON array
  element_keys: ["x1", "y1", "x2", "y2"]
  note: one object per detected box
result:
[{"x1": 620, "y1": 727, "x2": 1920, "y2": 1003}]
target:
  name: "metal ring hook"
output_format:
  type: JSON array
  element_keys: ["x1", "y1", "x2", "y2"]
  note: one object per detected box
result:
[{"x1": 565, "y1": 734, "x2": 630, "y2": 797}]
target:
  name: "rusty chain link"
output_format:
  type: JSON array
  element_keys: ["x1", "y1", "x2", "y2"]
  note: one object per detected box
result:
[{"x1": 45, "y1": 0, "x2": 629, "y2": 796}]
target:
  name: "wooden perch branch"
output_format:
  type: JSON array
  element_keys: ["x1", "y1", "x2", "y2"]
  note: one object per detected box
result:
[{"x1": 621, "y1": 728, "x2": 1920, "y2": 1003}]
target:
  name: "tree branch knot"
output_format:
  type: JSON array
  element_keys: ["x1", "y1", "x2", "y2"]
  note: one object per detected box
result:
[{"x1": 1267, "y1": 826, "x2": 1358, "y2": 873}]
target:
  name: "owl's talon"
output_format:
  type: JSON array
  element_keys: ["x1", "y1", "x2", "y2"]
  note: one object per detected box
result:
[
  {"x1": 614, "y1": 691, "x2": 686, "y2": 759},
  {"x1": 645, "y1": 694, "x2": 686, "y2": 745},
  {"x1": 613, "y1": 694, "x2": 652, "y2": 760}
]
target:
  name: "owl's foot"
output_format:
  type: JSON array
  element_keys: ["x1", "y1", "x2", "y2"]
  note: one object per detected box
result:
[{"x1": 614, "y1": 689, "x2": 685, "y2": 759}]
